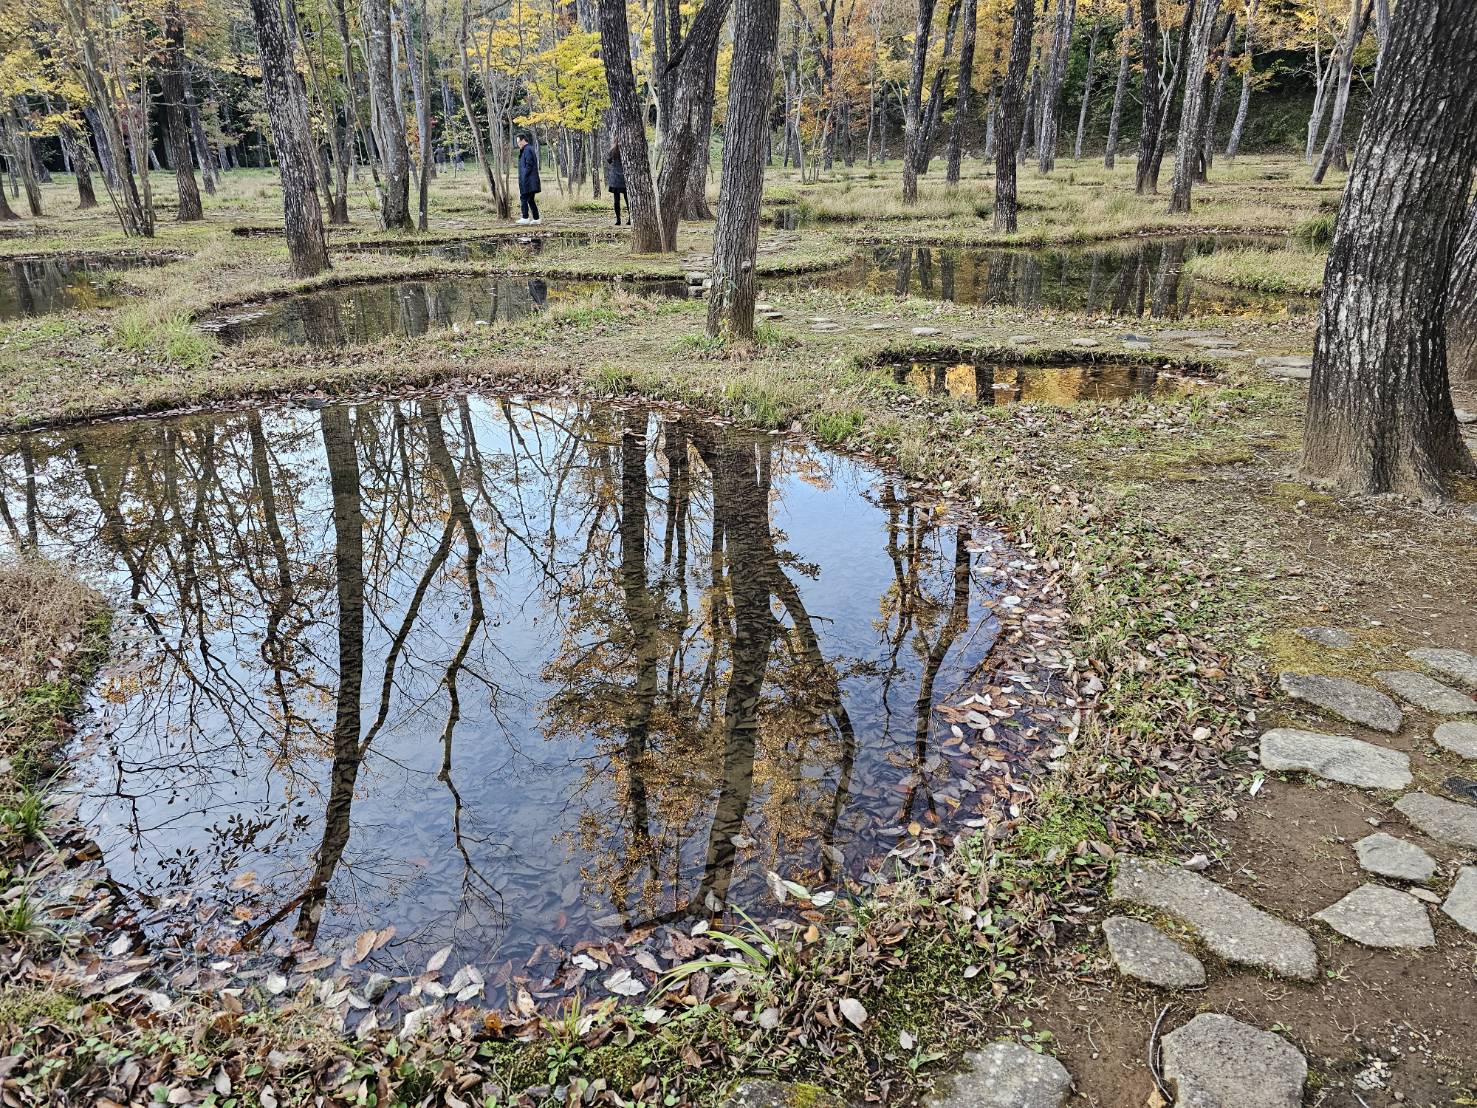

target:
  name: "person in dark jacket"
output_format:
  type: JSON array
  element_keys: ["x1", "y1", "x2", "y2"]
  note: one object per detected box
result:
[
  {"x1": 605, "y1": 144, "x2": 627, "y2": 225},
  {"x1": 516, "y1": 133, "x2": 541, "y2": 224}
]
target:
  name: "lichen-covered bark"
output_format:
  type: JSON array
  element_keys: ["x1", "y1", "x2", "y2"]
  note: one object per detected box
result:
[
  {"x1": 1133, "y1": 0, "x2": 1162, "y2": 193},
  {"x1": 901, "y1": 0, "x2": 940, "y2": 203},
  {"x1": 994, "y1": 0, "x2": 1036, "y2": 231},
  {"x1": 1451, "y1": 204, "x2": 1477, "y2": 381},
  {"x1": 1301, "y1": 0, "x2": 1477, "y2": 498},
  {"x1": 1168, "y1": 0, "x2": 1220, "y2": 213}
]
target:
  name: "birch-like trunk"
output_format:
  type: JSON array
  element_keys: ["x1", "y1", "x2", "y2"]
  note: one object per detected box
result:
[
  {"x1": 1224, "y1": 0, "x2": 1258, "y2": 159},
  {"x1": 1311, "y1": 0, "x2": 1372, "y2": 184},
  {"x1": 901, "y1": 0, "x2": 940, "y2": 203},
  {"x1": 363, "y1": 0, "x2": 412, "y2": 229},
  {"x1": 1074, "y1": 0, "x2": 1104, "y2": 159},
  {"x1": 1104, "y1": 1, "x2": 1132, "y2": 167},
  {"x1": 994, "y1": 0, "x2": 1037, "y2": 231}
]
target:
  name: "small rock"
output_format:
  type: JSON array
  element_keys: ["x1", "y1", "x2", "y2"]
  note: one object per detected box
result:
[
  {"x1": 1296, "y1": 626, "x2": 1354, "y2": 649},
  {"x1": 1407, "y1": 646, "x2": 1477, "y2": 689},
  {"x1": 1434, "y1": 720, "x2": 1477, "y2": 760},
  {"x1": 1009, "y1": 334, "x2": 1039, "y2": 344},
  {"x1": 1122, "y1": 333, "x2": 1151, "y2": 343},
  {"x1": 1353, "y1": 833, "x2": 1436, "y2": 882},
  {"x1": 911, "y1": 326, "x2": 942, "y2": 337},
  {"x1": 1259, "y1": 728, "x2": 1411, "y2": 790},
  {"x1": 755, "y1": 302, "x2": 773, "y2": 312},
  {"x1": 1442, "y1": 866, "x2": 1477, "y2": 935},
  {"x1": 924, "y1": 1042, "x2": 1072, "y2": 1108},
  {"x1": 1374, "y1": 670, "x2": 1477, "y2": 715},
  {"x1": 1110, "y1": 857, "x2": 1317, "y2": 980},
  {"x1": 1161, "y1": 1014, "x2": 1306, "y2": 1108},
  {"x1": 1102, "y1": 916, "x2": 1205, "y2": 988},
  {"x1": 1070, "y1": 337, "x2": 1100, "y2": 348},
  {"x1": 722, "y1": 1081, "x2": 842, "y2": 1108},
  {"x1": 1394, "y1": 792, "x2": 1477, "y2": 848},
  {"x1": 1122, "y1": 340, "x2": 1152, "y2": 350},
  {"x1": 1313, "y1": 884, "x2": 1435, "y2": 948},
  {"x1": 1184, "y1": 337, "x2": 1239, "y2": 348},
  {"x1": 1456, "y1": 408, "x2": 1476, "y2": 425},
  {"x1": 1158, "y1": 329, "x2": 1218, "y2": 341},
  {"x1": 806, "y1": 316, "x2": 834, "y2": 324},
  {"x1": 1255, "y1": 355, "x2": 1313, "y2": 369},
  {"x1": 1278, "y1": 672, "x2": 1404, "y2": 733},
  {"x1": 865, "y1": 322, "x2": 894, "y2": 331},
  {"x1": 1267, "y1": 363, "x2": 1312, "y2": 380},
  {"x1": 685, "y1": 271, "x2": 706, "y2": 285}
]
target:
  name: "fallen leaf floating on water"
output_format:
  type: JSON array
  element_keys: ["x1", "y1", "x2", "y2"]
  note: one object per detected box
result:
[{"x1": 425, "y1": 944, "x2": 453, "y2": 974}]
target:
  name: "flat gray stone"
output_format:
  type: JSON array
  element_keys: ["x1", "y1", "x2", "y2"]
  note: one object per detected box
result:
[
  {"x1": 1070, "y1": 337, "x2": 1100, "y2": 348},
  {"x1": 1395, "y1": 792, "x2": 1477, "y2": 848},
  {"x1": 1259, "y1": 727, "x2": 1411, "y2": 790},
  {"x1": 1255, "y1": 355, "x2": 1312, "y2": 369},
  {"x1": 1278, "y1": 672, "x2": 1404, "y2": 733},
  {"x1": 1375, "y1": 670, "x2": 1477, "y2": 715},
  {"x1": 1110, "y1": 857, "x2": 1317, "y2": 980},
  {"x1": 1434, "y1": 720, "x2": 1477, "y2": 759},
  {"x1": 1407, "y1": 647, "x2": 1477, "y2": 689},
  {"x1": 1008, "y1": 334, "x2": 1039, "y2": 343},
  {"x1": 1353, "y1": 833, "x2": 1436, "y2": 882},
  {"x1": 925, "y1": 1042, "x2": 1071, "y2": 1108},
  {"x1": 1456, "y1": 408, "x2": 1476, "y2": 424},
  {"x1": 723, "y1": 1081, "x2": 842, "y2": 1108},
  {"x1": 1267, "y1": 363, "x2": 1312, "y2": 380},
  {"x1": 1102, "y1": 916, "x2": 1205, "y2": 988},
  {"x1": 1159, "y1": 329, "x2": 1219, "y2": 341},
  {"x1": 864, "y1": 322, "x2": 894, "y2": 331},
  {"x1": 1122, "y1": 340, "x2": 1152, "y2": 350},
  {"x1": 1313, "y1": 883, "x2": 1435, "y2": 948},
  {"x1": 1442, "y1": 866, "x2": 1477, "y2": 935},
  {"x1": 911, "y1": 326, "x2": 942, "y2": 337},
  {"x1": 1161, "y1": 1014, "x2": 1306, "y2": 1108},
  {"x1": 1184, "y1": 337, "x2": 1239, "y2": 348},
  {"x1": 1296, "y1": 626, "x2": 1354, "y2": 649}
]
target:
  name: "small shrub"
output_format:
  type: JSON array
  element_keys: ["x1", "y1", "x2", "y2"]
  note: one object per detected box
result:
[{"x1": 1292, "y1": 212, "x2": 1336, "y2": 249}]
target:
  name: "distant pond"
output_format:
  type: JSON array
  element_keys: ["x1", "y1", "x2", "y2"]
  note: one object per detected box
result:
[{"x1": 0, "y1": 254, "x2": 160, "y2": 320}]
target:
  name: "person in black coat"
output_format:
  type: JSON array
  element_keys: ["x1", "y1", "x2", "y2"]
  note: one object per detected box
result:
[
  {"x1": 516, "y1": 133, "x2": 541, "y2": 224},
  {"x1": 605, "y1": 144, "x2": 627, "y2": 225}
]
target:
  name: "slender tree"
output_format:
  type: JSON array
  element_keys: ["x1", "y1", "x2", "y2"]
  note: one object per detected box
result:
[
  {"x1": 706, "y1": 0, "x2": 780, "y2": 339},
  {"x1": 246, "y1": 0, "x2": 330, "y2": 276},
  {"x1": 994, "y1": 0, "x2": 1036, "y2": 230},
  {"x1": 1224, "y1": 0, "x2": 1259, "y2": 159},
  {"x1": 901, "y1": 0, "x2": 940, "y2": 203},
  {"x1": 1168, "y1": 0, "x2": 1220, "y2": 212},
  {"x1": 1073, "y1": 0, "x2": 1103, "y2": 159},
  {"x1": 161, "y1": 6, "x2": 203, "y2": 221},
  {"x1": 1103, "y1": 0, "x2": 1132, "y2": 168},
  {"x1": 946, "y1": 0, "x2": 978, "y2": 184},
  {"x1": 1037, "y1": 0, "x2": 1076, "y2": 173},
  {"x1": 1133, "y1": 0, "x2": 1161, "y2": 192},
  {"x1": 598, "y1": 0, "x2": 666, "y2": 251},
  {"x1": 1311, "y1": 0, "x2": 1372, "y2": 183},
  {"x1": 1300, "y1": 0, "x2": 1477, "y2": 498},
  {"x1": 363, "y1": 0, "x2": 413, "y2": 229}
]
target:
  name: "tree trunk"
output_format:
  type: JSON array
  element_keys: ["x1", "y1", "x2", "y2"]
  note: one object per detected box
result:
[
  {"x1": 4, "y1": 106, "x2": 43, "y2": 217},
  {"x1": 363, "y1": 0, "x2": 413, "y2": 229},
  {"x1": 1133, "y1": 0, "x2": 1162, "y2": 192},
  {"x1": 1300, "y1": 0, "x2": 1477, "y2": 499},
  {"x1": 1104, "y1": 0, "x2": 1132, "y2": 167},
  {"x1": 182, "y1": 81, "x2": 217, "y2": 195},
  {"x1": 1304, "y1": 42, "x2": 1336, "y2": 164},
  {"x1": 401, "y1": 0, "x2": 432, "y2": 229},
  {"x1": 707, "y1": 0, "x2": 780, "y2": 340},
  {"x1": 599, "y1": 0, "x2": 667, "y2": 251},
  {"x1": 1169, "y1": 0, "x2": 1219, "y2": 212},
  {"x1": 59, "y1": 122, "x2": 98, "y2": 208},
  {"x1": 656, "y1": 0, "x2": 731, "y2": 242},
  {"x1": 1312, "y1": 0, "x2": 1373, "y2": 184},
  {"x1": 162, "y1": 10, "x2": 204, "y2": 221},
  {"x1": 901, "y1": 0, "x2": 940, "y2": 202},
  {"x1": 1451, "y1": 202, "x2": 1477, "y2": 380},
  {"x1": 1224, "y1": 0, "x2": 1258, "y2": 159},
  {"x1": 917, "y1": 0, "x2": 962, "y2": 177},
  {"x1": 1146, "y1": 0, "x2": 1195, "y2": 190},
  {"x1": 946, "y1": 0, "x2": 979, "y2": 184},
  {"x1": 1074, "y1": 0, "x2": 1104, "y2": 159},
  {"x1": 247, "y1": 0, "x2": 331, "y2": 276},
  {"x1": 1194, "y1": 12, "x2": 1234, "y2": 182},
  {"x1": 1037, "y1": 0, "x2": 1077, "y2": 173},
  {"x1": 995, "y1": 0, "x2": 1037, "y2": 231}
]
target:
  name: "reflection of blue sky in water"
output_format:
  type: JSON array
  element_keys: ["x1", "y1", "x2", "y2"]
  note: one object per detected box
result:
[{"x1": 0, "y1": 396, "x2": 1019, "y2": 969}]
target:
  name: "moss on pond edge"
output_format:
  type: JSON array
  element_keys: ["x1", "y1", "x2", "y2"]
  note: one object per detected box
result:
[{"x1": 0, "y1": 345, "x2": 1266, "y2": 1105}]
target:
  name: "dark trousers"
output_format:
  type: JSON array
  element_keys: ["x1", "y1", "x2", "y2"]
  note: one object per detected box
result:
[
  {"x1": 520, "y1": 192, "x2": 540, "y2": 220},
  {"x1": 611, "y1": 188, "x2": 626, "y2": 223}
]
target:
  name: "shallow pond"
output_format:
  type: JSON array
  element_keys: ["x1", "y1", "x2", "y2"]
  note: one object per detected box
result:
[
  {"x1": 0, "y1": 254, "x2": 157, "y2": 319},
  {"x1": 817, "y1": 237, "x2": 1310, "y2": 318},
  {"x1": 892, "y1": 359, "x2": 1206, "y2": 406},
  {"x1": 1, "y1": 396, "x2": 1064, "y2": 973},
  {"x1": 202, "y1": 275, "x2": 688, "y2": 346}
]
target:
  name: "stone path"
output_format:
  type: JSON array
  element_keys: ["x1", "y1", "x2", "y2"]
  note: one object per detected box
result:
[
  {"x1": 1395, "y1": 792, "x2": 1477, "y2": 848},
  {"x1": 1278, "y1": 671, "x2": 1404, "y2": 732},
  {"x1": 1407, "y1": 646, "x2": 1477, "y2": 688},
  {"x1": 1435, "y1": 720, "x2": 1477, "y2": 759},
  {"x1": 1313, "y1": 884, "x2": 1436, "y2": 948},
  {"x1": 1101, "y1": 916, "x2": 1205, "y2": 988},
  {"x1": 1353, "y1": 832, "x2": 1436, "y2": 882},
  {"x1": 924, "y1": 1042, "x2": 1072, "y2": 1108},
  {"x1": 1258, "y1": 727, "x2": 1411, "y2": 789},
  {"x1": 1374, "y1": 669, "x2": 1477, "y2": 714},
  {"x1": 1161, "y1": 1014, "x2": 1307, "y2": 1108}
]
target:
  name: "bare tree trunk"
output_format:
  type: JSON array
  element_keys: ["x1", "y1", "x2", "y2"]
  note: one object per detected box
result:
[
  {"x1": 1300, "y1": 0, "x2": 1477, "y2": 498},
  {"x1": 59, "y1": 122, "x2": 98, "y2": 208},
  {"x1": 1224, "y1": 0, "x2": 1258, "y2": 159},
  {"x1": 917, "y1": 0, "x2": 962, "y2": 176},
  {"x1": 1104, "y1": 0, "x2": 1132, "y2": 167},
  {"x1": 4, "y1": 106, "x2": 42, "y2": 217},
  {"x1": 1450, "y1": 202, "x2": 1477, "y2": 380},
  {"x1": 401, "y1": 0, "x2": 432, "y2": 229},
  {"x1": 162, "y1": 9, "x2": 204, "y2": 221},
  {"x1": 707, "y1": 0, "x2": 780, "y2": 340},
  {"x1": 247, "y1": 0, "x2": 331, "y2": 276},
  {"x1": 1304, "y1": 39, "x2": 1336, "y2": 164},
  {"x1": 363, "y1": 0, "x2": 413, "y2": 229},
  {"x1": 946, "y1": 0, "x2": 978, "y2": 184},
  {"x1": 1193, "y1": 12, "x2": 1234, "y2": 182},
  {"x1": 182, "y1": 80, "x2": 218, "y2": 195},
  {"x1": 995, "y1": 0, "x2": 1036, "y2": 231},
  {"x1": 599, "y1": 0, "x2": 667, "y2": 251},
  {"x1": 1146, "y1": 0, "x2": 1195, "y2": 189},
  {"x1": 655, "y1": 0, "x2": 731, "y2": 242},
  {"x1": 1312, "y1": 0, "x2": 1372, "y2": 184},
  {"x1": 1074, "y1": 0, "x2": 1104, "y2": 159},
  {"x1": 901, "y1": 0, "x2": 940, "y2": 202},
  {"x1": 1169, "y1": 0, "x2": 1219, "y2": 211},
  {"x1": 1134, "y1": 0, "x2": 1162, "y2": 192},
  {"x1": 1037, "y1": 0, "x2": 1077, "y2": 173}
]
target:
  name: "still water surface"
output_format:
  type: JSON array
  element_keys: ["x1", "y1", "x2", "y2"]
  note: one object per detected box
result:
[
  {"x1": 1, "y1": 396, "x2": 1044, "y2": 968},
  {"x1": 0, "y1": 254, "x2": 157, "y2": 319}
]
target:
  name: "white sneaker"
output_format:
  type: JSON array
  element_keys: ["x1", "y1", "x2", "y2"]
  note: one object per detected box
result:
[
  {"x1": 516, "y1": 217, "x2": 530, "y2": 225},
  {"x1": 531, "y1": 217, "x2": 542, "y2": 225}
]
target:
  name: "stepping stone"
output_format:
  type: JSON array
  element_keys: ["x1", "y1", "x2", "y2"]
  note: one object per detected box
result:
[
  {"x1": 1313, "y1": 883, "x2": 1435, "y2": 948},
  {"x1": 1442, "y1": 866, "x2": 1477, "y2": 935},
  {"x1": 1395, "y1": 792, "x2": 1477, "y2": 848},
  {"x1": 1266, "y1": 363, "x2": 1312, "y2": 380},
  {"x1": 1184, "y1": 337, "x2": 1239, "y2": 348},
  {"x1": 1297, "y1": 626, "x2": 1354, "y2": 649},
  {"x1": 1353, "y1": 833, "x2": 1436, "y2": 882},
  {"x1": 1070, "y1": 337, "x2": 1100, "y2": 348},
  {"x1": 1457, "y1": 408, "x2": 1477, "y2": 425},
  {"x1": 1407, "y1": 646, "x2": 1477, "y2": 689},
  {"x1": 1009, "y1": 334, "x2": 1039, "y2": 343},
  {"x1": 761, "y1": 312, "x2": 784, "y2": 320},
  {"x1": 924, "y1": 1041, "x2": 1071, "y2": 1108},
  {"x1": 754, "y1": 302, "x2": 773, "y2": 312},
  {"x1": 1374, "y1": 670, "x2": 1477, "y2": 715},
  {"x1": 1110, "y1": 857, "x2": 1317, "y2": 980},
  {"x1": 810, "y1": 323, "x2": 844, "y2": 333},
  {"x1": 806, "y1": 316, "x2": 834, "y2": 324},
  {"x1": 1159, "y1": 329, "x2": 1218, "y2": 341},
  {"x1": 1255, "y1": 355, "x2": 1313, "y2": 369},
  {"x1": 1101, "y1": 916, "x2": 1205, "y2": 988},
  {"x1": 1122, "y1": 333, "x2": 1151, "y2": 343},
  {"x1": 1161, "y1": 1014, "x2": 1306, "y2": 1108},
  {"x1": 1259, "y1": 727, "x2": 1411, "y2": 790},
  {"x1": 911, "y1": 326, "x2": 942, "y2": 337},
  {"x1": 864, "y1": 322, "x2": 894, "y2": 331},
  {"x1": 723, "y1": 1081, "x2": 842, "y2": 1108},
  {"x1": 1278, "y1": 672, "x2": 1404, "y2": 733},
  {"x1": 1435, "y1": 721, "x2": 1477, "y2": 760},
  {"x1": 1122, "y1": 340, "x2": 1152, "y2": 351}
]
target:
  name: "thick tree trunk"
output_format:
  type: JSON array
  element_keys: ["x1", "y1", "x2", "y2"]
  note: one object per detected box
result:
[
  {"x1": 655, "y1": 0, "x2": 731, "y2": 243},
  {"x1": 58, "y1": 123, "x2": 97, "y2": 209},
  {"x1": 946, "y1": 0, "x2": 979, "y2": 184},
  {"x1": 1312, "y1": 0, "x2": 1372, "y2": 184},
  {"x1": 707, "y1": 0, "x2": 780, "y2": 340},
  {"x1": 1037, "y1": 0, "x2": 1077, "y2": 173},
  {"x1": 599, "y1": 0, "x2": 667, "y2": 251},
  {"x1": 901, "y1": 0, "x2": 940, "y2": 203},
  {"x1": 401, "y1": 1, "x2": 432, "y2": 229},
  {"x1": 182, "y1": 81, "x2": 217, "y2": 195},
  {"x1": 1300, "y1": 0, "x2": 1477, "y2": 499},
  {"x1": 1134, "y1": 0, "x2": 1162, "y2": 192},
  {"x1": 1104, "y1": 1, "x2": 1132, "y2": 167},
  {"x1": 994, "y1": 0, "x2": 1036, "y2": 231},
  {"x1": 1224, "y1": 0, "x2": 1258, "y2": 159},
  {"x1": 162, "y1": 11, "x2": 204, "y2": 221},
  {"x1": 1168, "y1": 0, "x2": 1220, "y2": 212},
  {"x1": 1074, "y1": 0, "x2": 1104, "y2": 159},
  {"x1": 363, "y1": 0, "x2": 413, "y2": 229},
  {"x1": 1451, "y1": 203, "x2": 1477, "y2": 380},
  {"x1": 247, "y1": 0, "x2": 331, "y2": 276}
]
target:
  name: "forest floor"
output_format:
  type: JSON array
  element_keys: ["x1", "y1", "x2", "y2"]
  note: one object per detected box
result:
[{"x1": 0, "y1": 155, "x2": 1474, "y2": 1107}]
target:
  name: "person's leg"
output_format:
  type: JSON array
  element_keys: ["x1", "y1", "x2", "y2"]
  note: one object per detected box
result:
[
  {"x1": 519, "y1": 192, "x2": 530, "y2": 220},
  {"x1": 528, "y1": 194, "x2": 540, "y2": 222},
  {"x1": 613, "y1": 190, "x2": 623, "y2": 224}
]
